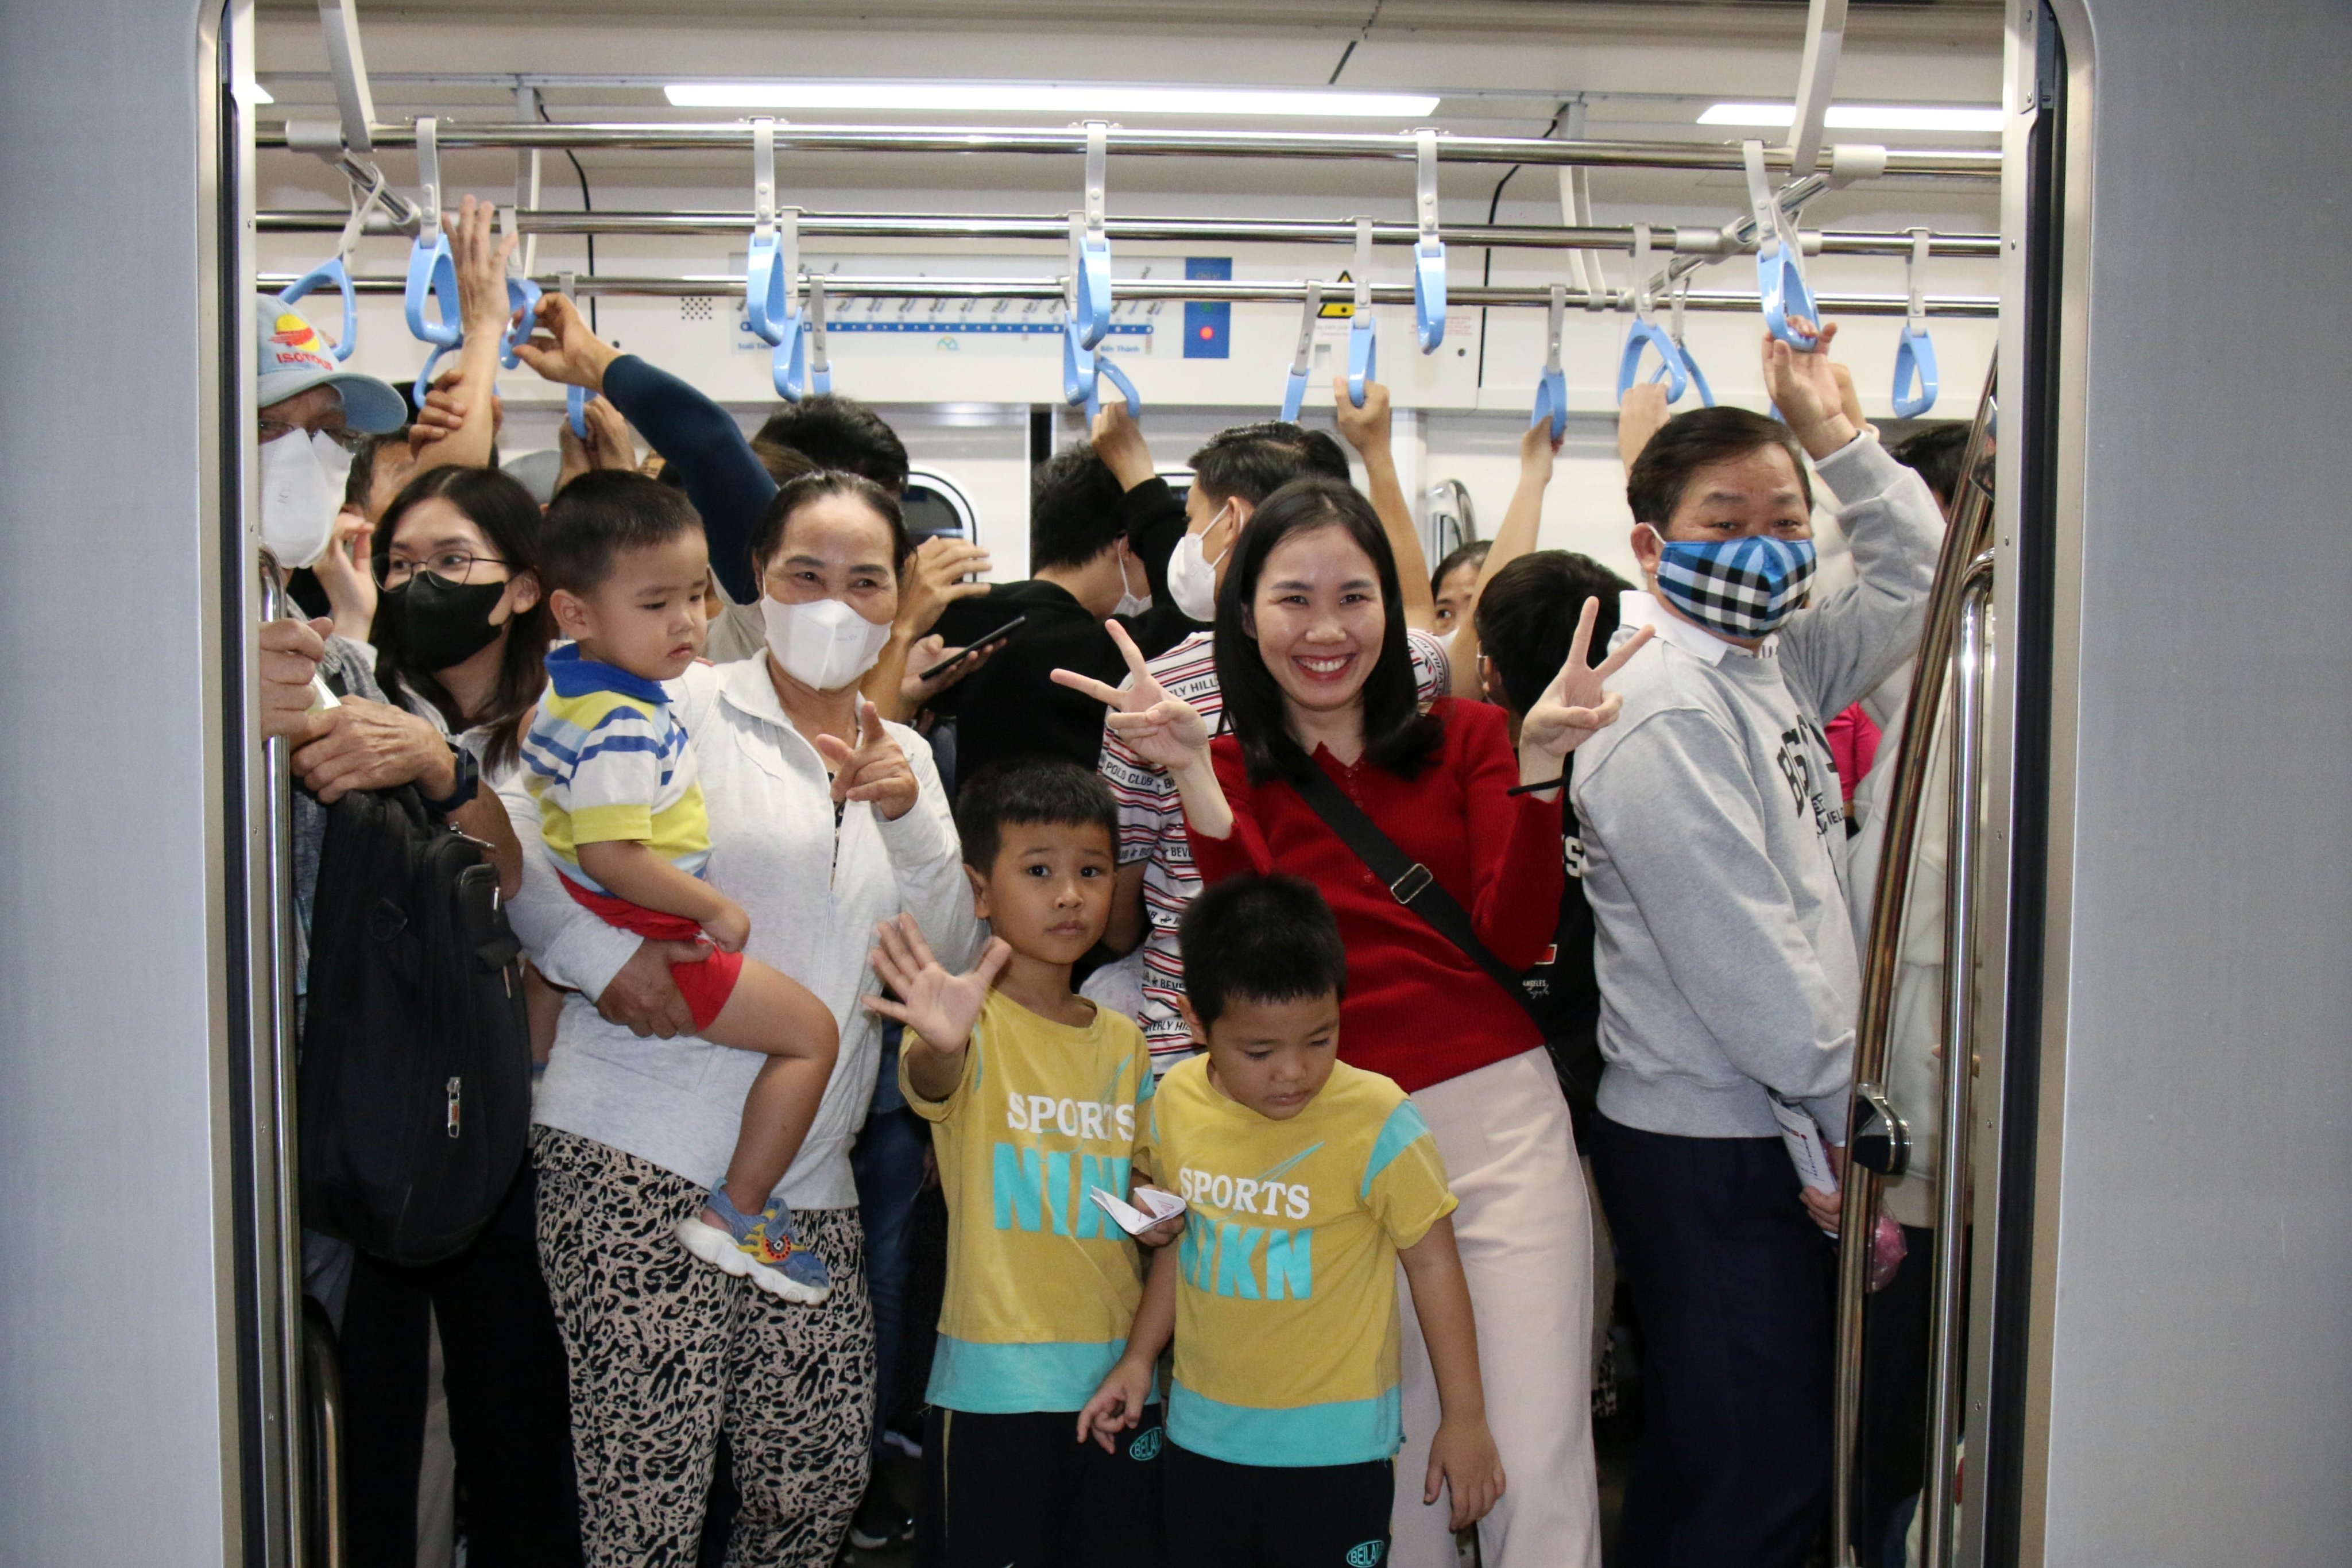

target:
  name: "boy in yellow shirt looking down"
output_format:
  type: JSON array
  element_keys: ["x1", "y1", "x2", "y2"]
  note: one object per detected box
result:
[
  {"x1": 864, "y1": 760, "x2": 1178, "y2": 1568},
  {"x1": 1078, "y1": 874, "x2": 1504, "y2": 1567}
]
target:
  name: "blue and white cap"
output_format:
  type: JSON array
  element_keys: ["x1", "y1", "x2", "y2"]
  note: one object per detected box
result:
[{"x1": 255, "y1": 296, "x2": 407, "y2": 432}]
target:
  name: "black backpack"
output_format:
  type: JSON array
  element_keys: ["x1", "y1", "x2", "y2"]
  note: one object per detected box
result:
[{"x1": 298, "y1": 782, "x2": 532, "y2": 1267}]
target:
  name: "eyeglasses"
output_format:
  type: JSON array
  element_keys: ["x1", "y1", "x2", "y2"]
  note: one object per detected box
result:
[
  {"x1": 377, "y1": 550, "x2": 510, "y2": 590},
  {"x1": 258, "y1": 418, "x2": 369, "y2": 455}
]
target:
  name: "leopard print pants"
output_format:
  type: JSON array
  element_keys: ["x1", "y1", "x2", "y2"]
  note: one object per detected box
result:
[{"x1": 533, "y1": 1127, "x2": 876, "y2": 1567}]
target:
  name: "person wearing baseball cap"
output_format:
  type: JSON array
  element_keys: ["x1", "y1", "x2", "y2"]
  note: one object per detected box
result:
[{"x1": 256, "y1": 294, "x2": 408, "y2": 575}]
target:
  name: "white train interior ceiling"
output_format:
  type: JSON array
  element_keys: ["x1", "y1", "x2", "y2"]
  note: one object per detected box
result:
[{"x1": 252, "y1": 0, "x2": 2003, "y2": 586}]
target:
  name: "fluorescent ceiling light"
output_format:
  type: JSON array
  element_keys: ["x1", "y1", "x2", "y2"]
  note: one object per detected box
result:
[
  {"x1": 665, "y1": 82, "x2": 1440, "y2": 118},
  {"x1": 1699, "y1": 102, "x2": 2003, "y2": 132},
  {"x1": 250, "y1": 82, "x2": 275, "y2": 103}
]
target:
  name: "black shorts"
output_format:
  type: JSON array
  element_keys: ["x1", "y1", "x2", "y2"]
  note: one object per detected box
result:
[
  {"x1": 1163, "y1": 1440, "x2": 1394, "y2": 1568},
  {"x1": 916, "y1": 1404, "x2": 1167, "y2": 1568}
]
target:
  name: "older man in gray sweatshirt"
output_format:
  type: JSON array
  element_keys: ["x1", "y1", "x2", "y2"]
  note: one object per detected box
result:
[{"x1": 1575, "y1": 331, "x2": 1943, "y2": 1568}]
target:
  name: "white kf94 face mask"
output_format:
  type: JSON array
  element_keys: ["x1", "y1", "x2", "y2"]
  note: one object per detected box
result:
[
  {"x1": 258, "y1": 429, "x2": 354, "y2": 570},
  {"x1": 761, "y1": 594, "x2": 894, "y2": 692},
  {"x1": 1165, "y1": 524, "x2": 1230, "y2": 624}
]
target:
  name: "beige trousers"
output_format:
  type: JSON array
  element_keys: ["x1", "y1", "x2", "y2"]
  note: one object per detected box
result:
[{"x1": 1392, "y1": 1048, "x2": 1601, "y2": 1568}]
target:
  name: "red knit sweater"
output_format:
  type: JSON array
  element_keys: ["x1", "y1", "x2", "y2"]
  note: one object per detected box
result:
[{"x1": 1186, "y1": 698, "x2": 1565, "y2": 1093}]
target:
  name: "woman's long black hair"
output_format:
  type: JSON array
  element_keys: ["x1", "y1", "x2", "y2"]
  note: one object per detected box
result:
[
  {"x1": 369, "y1": 465, "x2": 553, "y2": 776},
  {"x1": 1212, "y1": 476, "x2": 1442, "y2": 787}
]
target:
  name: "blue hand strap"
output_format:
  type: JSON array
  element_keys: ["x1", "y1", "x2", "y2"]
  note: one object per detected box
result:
[
  {"x1": 1658, "y1": 349, "x2": 1716, "y2": 408},
  {"x1": 1347, "y1": 315, "x2": 1377, "y2": 409},
  {"x1": 1531, "y1": 367, "x2": 1568, "y2": 442},
  {"x1": 745, "y1": 230, "x2": 789, "y2": 344},
  {"x1": 403, "y1": 234, "x2": 461, "y2": 349},
  {"x1": 500, "y1": 276, "x2": 540, "y2": 370},
  {"x1": 771, "y1": 310, "x2": 807, "y2": 400},
  {"x1": 1062, "y1": 313, "x2": 1139, "y2": 424},
  {"x1": 1743, "y1": 139, "x2": 1821, "y2": 351},
  {"x1": 1075, "y1": 232, "x2": 1113, "y2": 351},
  {"x1": 1530, "y1": 282, "x2": 1567, "y2": 442},
  {"x1": 1283, "y1": 367, "x2": 1309, "y2": 423},
  {"x1": 1619, "y1": 319, "x2": 1690, "y2": 404},
  {"x1": 1890, "y1": 228, "x2": 1938, "y2": 416},
  {"x1": 277, "y1": 257, "x2": 359, "y2": 363},
  {"x1": 1892, "y1": 327, "x2": 1939, "y2": 418},
  {"x1": 1411, "y1": 130, "x2": 1446, "y2": 351},
  {"x1": 566, "y1": 384, "x2": 589, "y2": 439}
]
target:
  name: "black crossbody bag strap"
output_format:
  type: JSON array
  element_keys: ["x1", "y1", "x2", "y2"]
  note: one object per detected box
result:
[{"x1": 1287, "y1": 766, "x2": 1549, "y2": 1031}]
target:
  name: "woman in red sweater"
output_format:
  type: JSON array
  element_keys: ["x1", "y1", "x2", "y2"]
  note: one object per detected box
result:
[{"x1": 1057, "y1": 477, "x2": 1646, "y2": 1568}]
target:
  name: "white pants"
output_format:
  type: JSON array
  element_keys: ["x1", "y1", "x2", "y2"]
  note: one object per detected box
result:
[{"x1": 1392, "y1": 1048, "x2": 1601, "y2": 1568}]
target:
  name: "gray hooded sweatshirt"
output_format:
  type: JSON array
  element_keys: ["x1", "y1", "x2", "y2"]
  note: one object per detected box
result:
[{"x1": 1572, "y1": 435, "x2": 1943, "y2": 1142}]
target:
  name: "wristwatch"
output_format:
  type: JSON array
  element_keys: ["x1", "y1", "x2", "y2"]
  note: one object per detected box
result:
[{"x1": 421, "y1": 743, "x2": 480, "y2": 814}]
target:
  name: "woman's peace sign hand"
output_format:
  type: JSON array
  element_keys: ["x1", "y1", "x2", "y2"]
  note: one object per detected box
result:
[
  {"x1": 1516, "y1": 598, "x2": 1655, "y2": 791},
  {"x1": 1051, "y1": 620, "x2": 1213, "y2": 775}
]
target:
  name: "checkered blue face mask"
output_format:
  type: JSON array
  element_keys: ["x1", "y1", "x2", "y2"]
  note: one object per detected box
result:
[{"x1": 1646, "y1": 526, "x2": 1818, "y2": 640}]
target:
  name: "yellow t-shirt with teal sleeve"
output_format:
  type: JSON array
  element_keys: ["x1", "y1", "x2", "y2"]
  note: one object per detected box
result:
[
  {"x1": 1139, "y1": 1057, "x2": 1457, "y2": 1468},
  {"x1": 900, "y1": 986, "x2": 1159, "y2": 1414},
  {"x1": 520, "y1": 645, "x2": 710, "y2": 893}
]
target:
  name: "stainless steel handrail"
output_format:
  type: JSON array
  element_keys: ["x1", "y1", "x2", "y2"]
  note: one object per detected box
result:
[
  {"x1": 254, "y1": 206, "x2": 2002, "y2": 257},
  {"x1": 251, "y1": 269, "x2": 2001, "y2": 318},
  {"x1": 259, "y1": 560, "x2": 308, "y2": 1568},
  {"x1": 253, "y1": 119, "x2": 2003, "y2": 180},
  {"x1": 1922, "y1": 551, "x2": 1995, "y2": 1568},
  {"x1": 1831, "y1": 361, "x2": 1999, "y2": 1565}
]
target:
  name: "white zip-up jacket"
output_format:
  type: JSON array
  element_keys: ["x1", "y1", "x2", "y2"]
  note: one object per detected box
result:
[
  {"x1": 1572, "y1": 435, "x2": 1943, "y2": 1142},
  {"x1": 500, "y1": 655, "x2": 981, "y2": 1209}
]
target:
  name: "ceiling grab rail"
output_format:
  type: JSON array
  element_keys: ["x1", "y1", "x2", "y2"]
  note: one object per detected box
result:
[
  {"x1": 1412, "y1": 127, "x2": 1446, "y2": 351},
  {"x1": 1744, "y1": 138, "x2": 1823, "y2": 351},
  {"x1": 1829, "y1": 361, "x2": 1997, "y2": 1567},
  {"x1": 556, "y1": 270, "x2": 588, "y2": 437},
  {"x1": 1062, "y1": 213, "x2": 1140, "y2": 424},
  {"x1": 1346, "y1": 215, "x2": 1377, "y2": 408},
  {"x1": 403, "y1": 116, "x2": 464, "y2": 401},
  {"x1": 1074, "y1": 121, "x2": 1114, "y2": 350},
  {"x1": 275, "y1": 162, "x2": 388, "y2": 362},
  {"x1": 1530, "y1": 282, "x2": 1568, "y2": 443},
  {"x1": 1892, "y1": 227, "x2": 1941, "y2": 417},
  {"x1": 1664, "y1": 271, "x2": 1717, "y2": 407},
  {"x1": 1282, "y1": 281, "x2": 1324, "y2": 422},
  {"x1": 1616, "y1": 223, "x2": 1689, "y2": 402}
]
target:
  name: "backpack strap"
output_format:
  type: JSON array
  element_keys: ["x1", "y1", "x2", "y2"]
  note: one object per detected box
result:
[{"x1": 1286, "y1": 765, "x2": 1549, "y2": 1033}]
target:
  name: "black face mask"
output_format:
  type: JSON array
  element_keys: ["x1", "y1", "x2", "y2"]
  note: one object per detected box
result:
[{"x1": 386, "y1": 571, "x2": 508, "y2": 672}]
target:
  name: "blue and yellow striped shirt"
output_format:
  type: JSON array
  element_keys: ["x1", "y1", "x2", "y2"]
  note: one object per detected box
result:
[{"x1": 521, "y1": 645, "x2": 710, "y2": 894}]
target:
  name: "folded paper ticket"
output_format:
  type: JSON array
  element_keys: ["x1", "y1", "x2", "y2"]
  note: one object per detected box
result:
[{"x1": 1087, "y1": 1186, "x2": 1187, "y2": 1237}]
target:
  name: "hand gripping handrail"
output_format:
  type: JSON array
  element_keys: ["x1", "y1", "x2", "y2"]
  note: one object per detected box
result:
[
  {"x1": 1073, "y1": 121, "x2": 1114, "y2": 350},
  {"x1": 1616, "y1": 223, "x2": 1690, "y2": 402},
  {"x1": 1662, "y1": 272, "x2": 1716, "y2": 406},
  {"x1": 1892, "y1": 226, "x2": 1940, "y2": 417},
  {"x1": 1346, "y1": 216, "x2": 1377, "y2": 408},
  {"x1": 1412, "y1": 129, "x2": 1446, "y2": 351},
  {"x1": 403, "y1": 117, "x2": 464, "y2": 400},
  {"x1": 1282, "y1": 281, "x2": 1323, "y2": 422},
  {"x1": 1530, "y1": 282, "x2": 1568, "y2": 442},
  {"x1": 1743, "y1": 138, "x2": 1823, "y2": 350},
  {"x1": 556, "y1": 269, "x2": 589, "y2": 437}
]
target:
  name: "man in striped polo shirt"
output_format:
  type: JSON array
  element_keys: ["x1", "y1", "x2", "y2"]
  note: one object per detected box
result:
[{"x1": 1093, "y1": 380, "x2": 1452, "y2": 1075}]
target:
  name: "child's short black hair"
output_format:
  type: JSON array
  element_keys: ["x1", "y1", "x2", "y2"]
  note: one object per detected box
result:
[
  {"x1": 539, "y1": 470, "x2": 703, "y2": 595},
  {"x1": 1179, "y1": 874, "x2": 1348, "y2": 1029},
  {"x1": 954, "y1": 760, "x2": 1118, "y2": 873}
]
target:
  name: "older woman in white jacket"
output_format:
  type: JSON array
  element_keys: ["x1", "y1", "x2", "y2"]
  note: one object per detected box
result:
[{"x1": 500, "y1": 472, "x2": 980, "y2": 1566}]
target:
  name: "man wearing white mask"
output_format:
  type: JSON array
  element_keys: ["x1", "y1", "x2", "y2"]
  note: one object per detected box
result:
[
  {"x1": 1572, "y1": 330, "x2": 1942, "y2": 1568},
  {"x1": 1085, "y1": 382, "x2": 1452, "y2": 1074}
]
